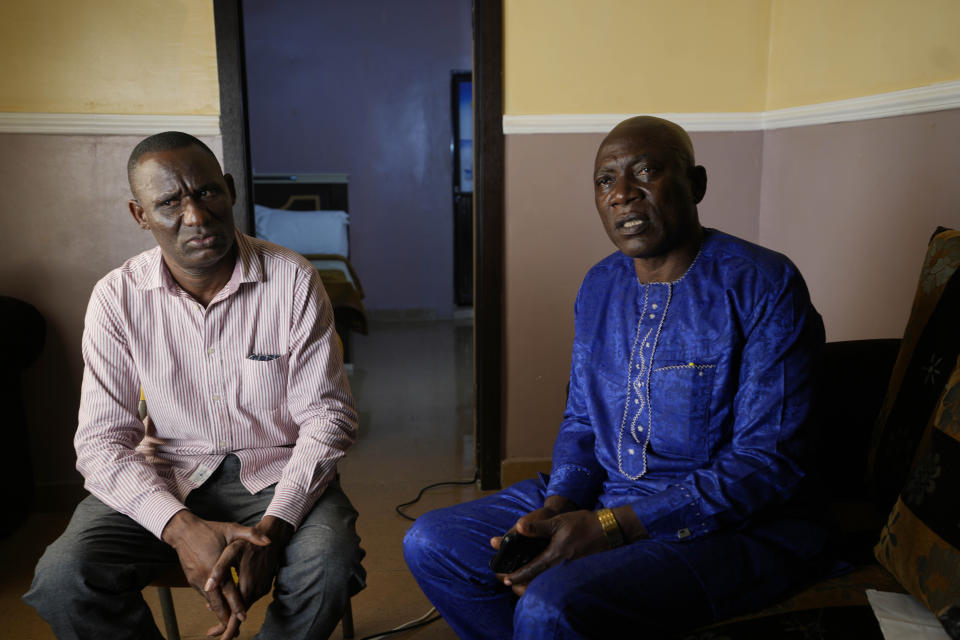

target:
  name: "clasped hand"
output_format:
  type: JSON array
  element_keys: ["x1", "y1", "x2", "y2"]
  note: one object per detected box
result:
[
  {"x1": 162, "y1": 511, "x2": 291, "y2": 638},
  {"x1": 490, "y1": 504, "x2": 610, "y2": 597}
]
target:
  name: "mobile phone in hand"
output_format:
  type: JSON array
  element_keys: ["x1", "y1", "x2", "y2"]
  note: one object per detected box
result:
[{"x1": 489, "y1": 531, "x2": 550, "y2": 573}]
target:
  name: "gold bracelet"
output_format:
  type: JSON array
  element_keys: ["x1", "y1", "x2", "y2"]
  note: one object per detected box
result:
[{"x1": 596, "y1": 508, "x2": 625, "y2": 548}]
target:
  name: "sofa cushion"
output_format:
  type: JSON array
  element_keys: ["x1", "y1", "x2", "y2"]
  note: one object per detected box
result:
[
  {"x1": 875, "y1": 353, "x2": 960, "y2": 637},
  {"x1": 868, "y1": 228, "x2": 960, "y2": 509}
]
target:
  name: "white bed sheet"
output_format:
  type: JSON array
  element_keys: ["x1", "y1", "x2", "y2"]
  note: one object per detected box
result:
[{"x1": 254, "y1": 204, "x2": 350, "y2": 257}]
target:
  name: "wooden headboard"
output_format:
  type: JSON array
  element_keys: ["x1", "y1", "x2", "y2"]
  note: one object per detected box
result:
[{"x1": 252, "y1": 173, "x2": 349, "y2": 212}]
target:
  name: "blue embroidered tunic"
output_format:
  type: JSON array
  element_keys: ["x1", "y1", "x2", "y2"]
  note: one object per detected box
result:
[{"x1": 547, "y1": 228, "x2": 824, "y2": 543}]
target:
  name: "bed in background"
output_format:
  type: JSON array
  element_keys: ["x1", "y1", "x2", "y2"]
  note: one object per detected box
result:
[{"x1": 253, "y1": 173, "x2": 368, "y2": 362}]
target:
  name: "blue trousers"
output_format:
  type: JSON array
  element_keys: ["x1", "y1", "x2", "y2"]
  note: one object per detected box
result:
[
  {"x1": 24, "y1": 455, "x2": 365, "y2": 640},
  {"x1": 403, "y1": 478, "x2": 828, "y2": 639}
]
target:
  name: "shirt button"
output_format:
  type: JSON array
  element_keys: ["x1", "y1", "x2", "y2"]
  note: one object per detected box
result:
[
  {"x1": 207, "y1": 347, "x2": 215, "y2": 355},
  {"x1": 212, "y1": 394, "x2": 220, "y2": 401},
  {"x1": 677, "y1": 528, "x2": 692, "y2": 540},
  {"x1": 649, "y1": 313, "x2": 655, "y2": 319},
  {"x1": 651, "y1": 303, "x2": 658, "y2": 309},
  {"x1": 219, "y1": 440, "x2": 228, "y2": 448},
  {"x1": 627, "y1": 448, "x2": 635, "y2": 455}
]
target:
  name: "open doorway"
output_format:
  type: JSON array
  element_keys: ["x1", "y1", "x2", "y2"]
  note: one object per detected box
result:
[{"x1": 213, "y1": 0, "x2": 504, "y2": 489}]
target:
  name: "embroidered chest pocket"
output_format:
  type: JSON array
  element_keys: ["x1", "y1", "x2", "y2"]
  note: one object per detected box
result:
[
  {"x1": 240, "y1": 352, "x2": 288, "y2": 411},
  {"x1": 649, "y1": 360, "x2": 716, "y2": 461}
]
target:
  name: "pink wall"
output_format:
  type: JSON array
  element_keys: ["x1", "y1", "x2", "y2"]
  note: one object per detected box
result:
[{"x1": 759, "y1": 109, "x2": 960, "y2": 341}]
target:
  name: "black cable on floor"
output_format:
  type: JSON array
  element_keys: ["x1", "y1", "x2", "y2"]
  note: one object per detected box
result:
[
  {"x1": 357, "y1": 474, "x2": 477, "y2": 638},
  {"x1": 356, "y1": 612, "x2": 444, "y2": 640},
  {"x1": 394, "y1": 470, "x2": 480, "y2": 521}
]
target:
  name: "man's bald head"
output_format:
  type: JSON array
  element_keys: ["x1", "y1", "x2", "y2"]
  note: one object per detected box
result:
[
  {"x1": 599, "y1": 116, "x2": 696, "y2": 170},
  {"x1": 127, "y1": 131, "x2": 219, "y2": 196},
  {"x1": 592, "y1": 116, "x2": 706, "y2": 280}
]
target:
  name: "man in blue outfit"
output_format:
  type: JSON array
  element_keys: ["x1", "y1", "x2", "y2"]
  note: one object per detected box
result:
[{"x1": 403, "y1": 116, "x2": 830, "y2": 638}]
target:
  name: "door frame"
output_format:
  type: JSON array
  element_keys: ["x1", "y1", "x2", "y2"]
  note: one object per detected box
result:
[
  {"x1": 471, "y1": 1, "x2": 504, "y2": 489},
  {"x1": 212, "y1": 0, "x2": 505, "y2": 490}
]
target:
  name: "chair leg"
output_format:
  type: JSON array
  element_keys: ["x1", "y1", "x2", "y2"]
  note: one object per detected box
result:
[
  {"x1": 156, "y1": 583, "x2": 349, "y2": 640},
  {"x1": 341, "y1": 597, "x2": 355, "y2": 639},
  {"x1": 156, "y1": 586, "x2": 181, "y2": 640}
]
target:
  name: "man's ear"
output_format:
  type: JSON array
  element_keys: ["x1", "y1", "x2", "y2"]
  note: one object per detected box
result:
[
  {"x1": 128, "y1": 199, "x2": 150, "y2": 230},
  {"x1": 689, "y1": 165, "x2": 707, "y2": 204},
  {"x1": 224, "y1": 173, "x2": 237, "y2": 205}
]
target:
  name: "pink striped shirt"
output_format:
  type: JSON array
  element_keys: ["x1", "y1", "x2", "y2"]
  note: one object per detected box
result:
[{"x1": 75, "y1": 231, "x2": 357, "y2": 539}]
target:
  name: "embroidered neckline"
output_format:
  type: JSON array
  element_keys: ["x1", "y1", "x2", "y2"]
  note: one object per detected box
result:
[
  {"x1": 630, "y1": 230, "x2": 706, "y2": 286},
  {"x1": 616, "y1": 280, "x2": 673, "y2": 481}
]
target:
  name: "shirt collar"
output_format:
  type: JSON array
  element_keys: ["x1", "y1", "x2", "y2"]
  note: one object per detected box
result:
[
  {"x1": 136, "y1": 230, "x2": 264, "y2": 294},
  {"x1": 135, "y1": 248, "x2": 166, "y2": 292},
  {"x1": 233, "y1": 230, "x2": 264, "y2": 285}
]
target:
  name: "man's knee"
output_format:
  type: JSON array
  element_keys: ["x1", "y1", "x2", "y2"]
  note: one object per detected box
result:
[
  {"x1": 514, "y1": 569, "x2": 578, "y2": 634},
  {"x1": 27, "y1": 545, "x2": 73, "y2": 609},
  {"x1": 515, "y1": 559, "x2": 705, "y2": 638},
  {"x1": 402, "y1": 509, "x2": 448, "y2": 576},
  {"x1": 284, "y1": 517, "x2": 364, "y2": 594},
  {"x1": 33, "y1": 533, "x2": 98, "y2": 589},
  {"x1": 517, "y1": 574, "x2": 640, "y2": 639},
  {"x1": 25, "y1": 537, "x2": 110, "y2": 617},
  {"x1": 514, "y1": 565, "x2": 628, "y2": 637}
]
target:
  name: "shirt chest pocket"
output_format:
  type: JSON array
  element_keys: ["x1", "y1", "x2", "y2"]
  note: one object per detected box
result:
[
  {"x1": 239, "y1": 354, "x2": 288, "y2": 411},
  {"x1": 649, "y1": 360, "x2": 716, "y2": 461}
]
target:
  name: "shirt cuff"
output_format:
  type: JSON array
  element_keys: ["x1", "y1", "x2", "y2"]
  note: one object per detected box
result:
[
  {"x1": 264, "y1": 481, "x2": 320, "y2": 529},
  {"x1": 136, "y1": 491, "x2": 189, "y2": 540},
  {"x1": 629, "y1": 484, "x2": 706, "y2": 542},
  {"x1": 545, "y1": 463, "x2": 600, "y2": 509}
]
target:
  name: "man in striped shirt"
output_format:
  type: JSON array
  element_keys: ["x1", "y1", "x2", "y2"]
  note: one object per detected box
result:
[{"x1": 25, "y1": 132, "x2": 364, "y2": 639}]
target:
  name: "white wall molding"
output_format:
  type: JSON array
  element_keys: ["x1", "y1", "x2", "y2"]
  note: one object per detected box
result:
[
  {"x1": 8, "y1": 81, "x2": 957, "y2": 136},
  {"x1": 503, "y1": 80, "x2": 960, "y2": 134},
  {"x1": 761, "y1": 81, "x2": 960, "y2": 130},
  {"x1": 0, "y1": 112, "x2": 221, "y2": 136},
  {"x1": 502, "y1": 112, "x2": 763, "y2": 134}
]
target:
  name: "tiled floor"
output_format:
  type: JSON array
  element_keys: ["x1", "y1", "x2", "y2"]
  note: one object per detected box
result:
[{"x1": 1, "y1": 319, "x2": 483, "y2": 639}]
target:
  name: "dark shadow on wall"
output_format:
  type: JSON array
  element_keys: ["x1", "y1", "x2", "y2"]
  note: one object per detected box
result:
[
  {"x1": 23, "y1": 327, "x2": 87, "y2": 512},
  {"x1": 2, "y1": 266, "x2": 88, "y2": 514}
]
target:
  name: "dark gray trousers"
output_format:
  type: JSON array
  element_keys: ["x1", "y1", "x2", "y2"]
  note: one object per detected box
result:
[{"x1": 24, "y1": 456, "x2": 365, "y2": 640}]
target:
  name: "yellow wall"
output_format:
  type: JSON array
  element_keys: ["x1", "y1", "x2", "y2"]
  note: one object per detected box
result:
[
  {"x1": 505, "y1": 0, "x2": 960, "y2": 115},
  {"x1": 0, "y1": 0, "x2": 219, "y2": 115},
  {"x1": 504, "y1": 0, "x2": 772, "y2": 114},
  {"x1": 766, "y1": 0, "x2": 960, "y2": 109}
]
